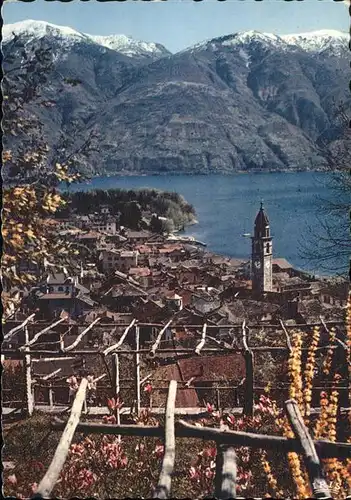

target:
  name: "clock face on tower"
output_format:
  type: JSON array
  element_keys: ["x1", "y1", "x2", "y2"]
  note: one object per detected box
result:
[{"x1": 254, "y1": 260, "x2": 261, "y2": 269}]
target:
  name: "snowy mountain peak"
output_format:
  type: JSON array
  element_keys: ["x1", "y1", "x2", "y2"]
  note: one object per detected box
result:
[
  {"x1": 88, "y1": 34, "x2": 169, "y2": 57},
  {"x1": 188, "y1": 28, "x2": 348, "y2": 55},
  {"x1": 2, "y1": 20, "x2": 170, "y2": 59},
  {"x1": 281, "y1": 29, "x2": 348, "y2": 52},
  {"x1": 2, "y1": 19, "x2": 85, "y2": 42}
]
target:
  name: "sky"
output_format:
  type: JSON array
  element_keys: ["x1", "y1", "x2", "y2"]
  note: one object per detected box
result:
[{"x1": 3, "y1": 0, "x2": 349, "y2": 53}]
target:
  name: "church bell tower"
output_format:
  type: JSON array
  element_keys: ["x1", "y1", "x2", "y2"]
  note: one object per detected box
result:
[{"x1": 251, "y1": 202, "x2": 273, "y2": 294}]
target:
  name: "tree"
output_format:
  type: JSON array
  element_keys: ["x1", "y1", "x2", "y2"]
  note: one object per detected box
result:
[
  {"x1": 300, "y1": 108, "x2": 350, "y2": 276},
  {"x1": 2, "y1": 32, "x2": 97, "y2": 318},
  {"x1": 119, "y1": 201, "x2": 143, "y2": 230}
]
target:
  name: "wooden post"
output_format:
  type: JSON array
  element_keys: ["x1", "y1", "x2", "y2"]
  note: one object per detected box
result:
[
  {"x1": 135, "y1": 326, "x2": 141, "y2": 416},
  {"x1": 285, "y1": 399, "x2": 331, "y2": 499},
  {"x1": 24, "y1": 326, "x2": 34, "y2": 416},
  {"x1": 83, "y1": 397, "x2": 88, "y2": 414},
  {"x1": 243, "y1": 350, "x2": 254, "y2": 417},
  {"x1": 216, "y1": 387, "x2": 221, "y2": 411},
  {"x1": 214, "y1": 443, "x2": 237, "y2": 499},
  {"x1": 49, "y1": 383, "x2": 54, "y2": 408},
  {"x1": 112, "y1": 353, "x2": 120, "y2": 398},
  {"x1": 36, "y1": 378, "x2": 88, "y2": 498},
  {"x1": 153, "y1": 380, "x2": 177, "y2": 499},
  {"x1": 112, "y1": 353, "x2": 121, "y2": 441}
]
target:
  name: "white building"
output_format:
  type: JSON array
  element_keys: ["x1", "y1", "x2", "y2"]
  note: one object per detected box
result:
[{"x1": 100, "y1": 249, "x2": 139, "y2": 273}]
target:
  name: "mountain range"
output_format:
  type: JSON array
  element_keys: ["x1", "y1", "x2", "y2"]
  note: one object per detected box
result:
[{"x1": 3, "y1": 20, "x2": 349, "y2": 175}]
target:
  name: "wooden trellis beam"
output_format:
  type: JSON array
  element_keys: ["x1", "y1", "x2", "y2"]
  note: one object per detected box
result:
[
  {"x1": 64, "y1": 317, "x2": 101, "y2": 352},
  {"x1": 50, "y1": 418, "x2": 351, "y2": 459},
  {"x1": 32, "y1": 357, "x2": 76, "y2": 363},
  {"x1": 10, "y1": 319, "x2": 344, "y2": 329},
  {"x1": 19, "y1": 317, "x2": 66, "y2": 351},
  {"x1": 150, "y1": 319, "x2": 173, "y2": 357},
  {"x1": 41, "y1": 369, "x2": 62, "y2": 381},
  {"x1": 154, "y1": 381, "x2": 177, "y2": 499},
  {"x1": 3, "y1": 313, "x2": 36, "y2": 342},
  {"x1": 103, "y1": 319, "x2": 136, "y2": 356},
  {"x1": 285, "y1": 399, "x2": 331, "y2": 499},
  {"x1": 3, "y1": 344, "x2": 345, "y2": 357},
  {"x1": 279, "y1": 319, "x2": 293, "y2": 353},
  {"x1": 195, "y1": 329, "x2": 233, "y2": 351},
  {"x1": 320, "y1": 316, "x2": 348, "y2": 351},
  {"x1": 195, "y1": 323, "x2": 207, "y2": 355},
  {"x1": 35, "y1": 378, "x2": 88, "y2": 498}
]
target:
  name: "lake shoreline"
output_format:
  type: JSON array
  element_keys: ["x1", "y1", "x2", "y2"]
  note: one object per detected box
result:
[
  {"x1": 86, "y1": 168, "x2": 330, "y2": 180},
  {"x1": 68, "y1": 172, "x2": 344, "y2": 276}
]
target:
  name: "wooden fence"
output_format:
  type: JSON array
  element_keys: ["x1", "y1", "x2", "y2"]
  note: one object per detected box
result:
[
  {"x1": 32, "y1": 379, "x2": 351, "y2": 499},
  {"x1": 2, "y1": 317, "x2": 349, "y2": 418}
]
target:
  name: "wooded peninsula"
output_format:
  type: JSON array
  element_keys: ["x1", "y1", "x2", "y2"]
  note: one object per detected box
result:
[{"x1": 58, "y1": 188, "x2": 197, "y2": 233}]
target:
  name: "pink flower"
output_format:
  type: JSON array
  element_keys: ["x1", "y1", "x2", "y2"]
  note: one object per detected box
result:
[
  {"x1": 7, "y1": 474, "x2": 17, "y2": 485},
  {"x1": 107, "y1": 397, "x2": 123, "y2": 412},
  {"x1": 77, "y1": 468, "x2": 96, "y2": 489},
  {"x1": 189, "y1": 466, "x2": 200, "y2": 481},
  {"x1": 226, "y1": 414, "x2": 236, "y2": 426},
  {"x1": 205, "y1": 467, "x2": 214, "y2": 479},
  {"x1": 206, "y1": 402, "x2": 214, "y2": 413},
  {"x1": 143, "y1": 382, "x2": 152, "y2": 393},
  {"x1": 102, "y1": 414, "x2": 117, "y2": 424},
  {"x1": 153, "y1": 444, "x2": 164, "y2": 458},
  {"x1": 203, "y1": 447, "x2": 216, "y2": 459},
  {"x1": 70, "y1": 443, "x2": 85, "y2": 456}
]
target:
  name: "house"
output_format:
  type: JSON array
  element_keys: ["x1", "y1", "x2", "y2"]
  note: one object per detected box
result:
[
  {"x1": 272, "y1": 258, "x2": 294, "y2": 275},
  {"x1": 100, "y1": 281, "x2": 148, "y2": 312},
  {"x1": 158, "y1": 244, "x2": 186, "y2": 262},
  {"x1": 151, "y1": 353, "x2": 246, "y2": 407},
  {"x1": 164, "y1": 292, "x2": 183, "y2": 312},
  {"x1": 176, "y1": 264, "x2": 202, "y2": 285},
  {"x1": 105, "y1": 233, "x2": 128, "y2": 246},
  {"x1": 124, "y1": 229, "x2": 154, "y2": 244},
  {"x1": 99, "y1": 249, "x2": 139, "y2": 273},
  {"x1": 35, "y1": 274, "x2": 95, "y2": 319},
  {"x1": 37, "y1": 292, "x2": 95, "y2": 320},
  {"x1": 319, "y1": 281, "x2": 349, "y2": 308},
  {"x1": 90, "y1": 217, "x2": 117, "y2": 235},
  {"x1": 129, "y1": 267, "x2": 152, "y2": 288},
  {"x1": 78, "y1": 231, "x2": 104, "y2": 250}
]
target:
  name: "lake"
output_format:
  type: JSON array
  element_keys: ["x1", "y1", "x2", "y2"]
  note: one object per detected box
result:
[{"x1": 69, "y1": 172, "x2": 346, "y2": 276}]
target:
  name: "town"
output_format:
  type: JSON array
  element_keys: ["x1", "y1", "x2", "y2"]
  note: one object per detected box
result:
[{"x1": 3, "y1": 200, "x2": 348, "y2": 414}]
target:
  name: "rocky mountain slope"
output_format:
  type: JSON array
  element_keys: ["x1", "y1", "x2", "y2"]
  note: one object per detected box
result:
[{"x1": 3, "y1": 21, "x2": 349, "y2": 175}]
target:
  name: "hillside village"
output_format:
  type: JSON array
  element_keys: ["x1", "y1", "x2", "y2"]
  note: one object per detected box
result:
[
  {"x1": 6, "y1": 202, "x2": 348, "y2": 329},
  {"x1": 3, "y1": 201, "x2": 348, "y2": 412}
]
